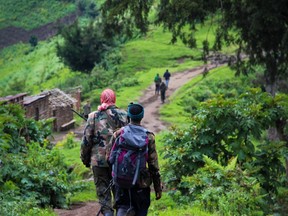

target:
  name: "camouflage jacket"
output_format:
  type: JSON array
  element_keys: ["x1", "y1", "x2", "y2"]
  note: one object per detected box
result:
[
  {"x1": 109, "y1": 124, "x2": 162, "y2": 193},
  {"x1": 80, "y1": 105, "x2": 127, "y2": 167}
]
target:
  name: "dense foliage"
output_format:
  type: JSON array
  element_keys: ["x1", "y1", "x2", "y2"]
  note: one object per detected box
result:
[
  {"x1": 57, "y1": 20, "x2": 115, "y2": 73},
  {"x1": 0, "y1": 103, "x2": 83, "y2": 215},
  {"x1": 162, "y1": 89, "x2": 288, "y2": 214},
  {"x1": 182, "y1": 156, "x2": 265, "y2": 215},
  {"x1": 0, "y1": 0, "x2": 76, "y2": 30},
  {"x1": 101, "y1": 0, "x2": 288, "y2": 94}
]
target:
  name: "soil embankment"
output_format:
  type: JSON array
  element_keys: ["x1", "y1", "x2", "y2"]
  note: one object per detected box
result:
[{"x1": 0, "y1": 12, "x2": 77, "y2": 50}]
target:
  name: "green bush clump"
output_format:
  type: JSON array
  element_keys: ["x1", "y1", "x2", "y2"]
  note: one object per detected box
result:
[
  {"x1": 56, "y1": 132, "x2": 78, "y2": 149},
  {"x1": 183, "y1": 156, "x2": 264, "y2": 216},
  {"x1": 162, "y1": 89, "x2": 288, "y2": 214},
  {"x1": 0, "y1": 103, "x2": 84, "y2": 213}
]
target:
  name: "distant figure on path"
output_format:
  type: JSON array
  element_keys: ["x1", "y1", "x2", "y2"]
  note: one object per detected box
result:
[
  {"x1": 163, "y1": 69, "x2": 171, "y2": 87},
  {"x1": 154, "y1": 73, "x2": 162, "y2": 95},
  {"x1": 160, "y1": 81, "x2": 167, "y2": 103},
  {"x1": 83, "y1": 100, "x2": 91, "y2": 119},
  {"x1": 202, "y1": 67, "x2": 209, "y2": 78}
]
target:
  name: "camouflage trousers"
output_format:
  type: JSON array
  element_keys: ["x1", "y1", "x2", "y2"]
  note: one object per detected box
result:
[{"x1": 92, "y1": 166, "x2": 114, "y2": 214}]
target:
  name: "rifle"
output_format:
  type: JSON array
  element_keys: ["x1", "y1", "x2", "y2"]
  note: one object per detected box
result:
[
  {"x1": 96, "y1": 180, "x2": 114, "y2": 216},
  {"x1": 71, "y1": 108, "x2": 87, "y2": 121}
]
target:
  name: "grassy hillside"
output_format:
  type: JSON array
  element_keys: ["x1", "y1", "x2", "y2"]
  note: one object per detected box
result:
[
  {"x1": 159, "y1": 66, "x2": 254, "y2": 126},
  {"x1": 0, "y1": 0, "x2": 76, "y2": 30},
  {"x1": 0, "y1": 39, "x2": 79, "y2": 96},
  {"x1": 0, "y1": 23, "x2": 207, "y2": 99}
]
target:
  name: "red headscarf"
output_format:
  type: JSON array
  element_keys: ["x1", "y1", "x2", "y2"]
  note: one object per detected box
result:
[{"x1": 97, "y1": 89, "x2": 116, "y2": 111}]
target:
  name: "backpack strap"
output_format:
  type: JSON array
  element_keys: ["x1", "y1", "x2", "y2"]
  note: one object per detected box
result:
[{"x1": 133, "y1": 152, "x2": 142, "y2": 185}]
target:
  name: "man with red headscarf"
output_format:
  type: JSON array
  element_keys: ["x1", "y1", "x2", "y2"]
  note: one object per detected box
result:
[{"x1": 81, "y1": 89, "x2": 127, "y2": 216}]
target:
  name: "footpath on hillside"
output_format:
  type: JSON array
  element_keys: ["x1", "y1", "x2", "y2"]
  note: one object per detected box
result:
[{"x1": 54, "y1": 63, "x2": 218, "y2": 216}]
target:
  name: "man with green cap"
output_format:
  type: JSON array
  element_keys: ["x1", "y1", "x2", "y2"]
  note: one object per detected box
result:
[{"x1": 108, "y1": 103, "x2": 162, "y2": 216}]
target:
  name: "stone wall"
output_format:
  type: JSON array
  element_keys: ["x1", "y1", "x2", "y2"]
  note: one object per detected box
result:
[
  {"x1": 69, "y1": 89, "x2": 81, "y2": 111},
  {"x1": 52, "y1": 105, "x2": 74, "y2": 132},
  {"x1": 25, "y1": 96, "x2": 50, "y2": 120}
]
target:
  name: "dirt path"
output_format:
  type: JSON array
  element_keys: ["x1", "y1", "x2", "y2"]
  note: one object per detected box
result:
[
  {"x1": 53, "y1": 63, "x2": 218, "y2": 216},
  {"x1": 139, "y1": 64, "x2": 216, "y2": 133}
]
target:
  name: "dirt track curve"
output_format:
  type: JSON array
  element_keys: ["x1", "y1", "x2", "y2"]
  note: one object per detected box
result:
[
  {"x1": 139, "y1": 64, "x2": 216, "y2": 133},
  {"x1": 54, "y1": 63, "x2": 219, "y2": 216}
]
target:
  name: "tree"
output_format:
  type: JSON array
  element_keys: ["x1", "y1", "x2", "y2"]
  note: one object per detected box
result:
[
  {"x1": 101, "y1": 0, "x2": 288, "y2": 95},
  {"x1": 219, "y1": 0, "x2": 288, "y2": 96},
  {"x1": 57, "y1": 21, "x2": 113, "y2": 73},
  {"x1": 101, "y1": 0, "x2": 153, "y2": 39},
  {"x1": 101, "y1": 0, "x2": 288, "y2": 178}
]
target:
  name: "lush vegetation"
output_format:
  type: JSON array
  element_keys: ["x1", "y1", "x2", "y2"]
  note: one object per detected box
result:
[
  {"x1": 0, "y1": 0, "x2": 76, "y2": 30},
  {"x1": 1, "y1": 0, "x2": 288, "y2": 215},
  {"x1": 0, "y1": 103, "x2": 86, "y2": 215},
  {"x1": 163, "y1": 87, "x2": 288, "y2": 215},
  {"x1": 102, "y1": 0, "x2": 288, "y2": 95}
]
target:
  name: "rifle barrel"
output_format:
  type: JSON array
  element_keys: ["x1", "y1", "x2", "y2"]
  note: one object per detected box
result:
[{"x1": 71, "y1": 108, "x2": 87, "y2": 121}]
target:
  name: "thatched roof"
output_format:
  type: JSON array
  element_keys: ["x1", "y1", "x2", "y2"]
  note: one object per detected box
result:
[{"x1": 40, "y1": 88, "x2": 77, "y2": 109}]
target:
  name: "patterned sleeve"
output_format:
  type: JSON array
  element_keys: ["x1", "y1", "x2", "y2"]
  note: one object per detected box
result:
[
  {"x1": 147, "y1": 133, "x2": 162, "y2": 193},
  {"x1": 80, "y1": 116, "x2": 95, "y2": 167}
]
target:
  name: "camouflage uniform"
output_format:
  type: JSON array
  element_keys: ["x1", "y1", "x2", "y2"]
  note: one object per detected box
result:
[
  {"x1": 109, "y1": 124, "x2": 162, "y2": 215},
  {"x1": 81, "y1": 105, "x2": 127, "y2": 215}
]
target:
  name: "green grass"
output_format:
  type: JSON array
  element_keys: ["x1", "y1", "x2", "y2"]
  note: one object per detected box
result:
[
  {"x1": 159, "y1": 66, "x2": 236, "y2": 126},
  {"x1": 70, "y1": 181, "x2": 96, "y2": 203},
  {"x1": 0, "y1": 0, "x2": 76, "y2": 30},
  {"x1": 148, "y1": 192, "x2": 218, "y2": 216},
  {"x1": 118, "y1": 26, "x2": 202, "y2": 77},
  {"x1": 0, "y1": 38, "x2": 83, "y2": 96}
]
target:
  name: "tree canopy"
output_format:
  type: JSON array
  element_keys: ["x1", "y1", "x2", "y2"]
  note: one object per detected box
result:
[
  {"x1": 101, "y1": 0, "x2": 288, "y2": 94},
  {"x1": 57, "y1": 21, "x2": 113, "y2": 73}
]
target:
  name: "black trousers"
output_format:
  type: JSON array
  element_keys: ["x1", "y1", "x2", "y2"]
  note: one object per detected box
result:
[{"x1": 115, "y1": 186, "x2": 151, "y2": 216}]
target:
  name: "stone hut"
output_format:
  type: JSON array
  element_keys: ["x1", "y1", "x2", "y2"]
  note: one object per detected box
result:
[
  {"x1": 66, "y1": 86, "x2": 82, "y2": 111},
  {"x1": 24, "y1": 94, "x2": 50, "y2": 120},
  {"x1": 0, "y1": 93, "x2": 27, "y2": 105},
  {"x1": 41, "y1": 88, "x2": 77, "y2": 132},
  {"x1": 1, "y1": 88, "x2": 78, "y2": 132}
]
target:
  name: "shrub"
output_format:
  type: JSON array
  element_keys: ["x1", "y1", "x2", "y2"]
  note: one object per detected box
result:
[
  {"x1": 57, "y1": 132, "x2": 78, "y2": 149},
  {"x1": 161, "y1": 89, "x2": 288, "y2": 214},
  {"x1": 0, "y1": 103, "x2": 84, "y2": 212},
  {"x1": 182, "y1": 156, "x2": 265, "y2": 215}
]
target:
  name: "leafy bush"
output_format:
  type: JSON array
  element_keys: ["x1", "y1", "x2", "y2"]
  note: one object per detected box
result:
[
  {"x1": 56, "y1": 132, "x2": 77, "y2": 149},
  {"x1": 0, "y1": 103, "x2": 84, "y2": 212},
  {"x1": 178, "y1": 74, "x2": 253, "y2": 115},
  {"x1": 161, "y1": 89, "x2": 288, "y2": 214},
  {"x1": 182, "y1": 156, "x2": 265, "y2": 215}
]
